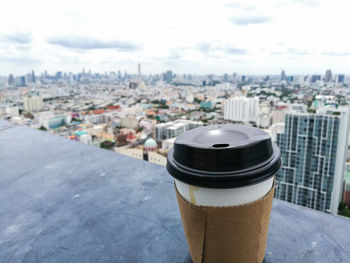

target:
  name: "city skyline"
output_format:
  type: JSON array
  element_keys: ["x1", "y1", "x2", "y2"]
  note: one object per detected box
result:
[
  {"x1": 2, "y1": 66, "x2": 347, "y2": 88},
  {"x1": 1, "y1": 67, "x2": 349, "y2": 78},
  {"x1": 1, "y1": 0, "x2": 350, "y2": 75}
]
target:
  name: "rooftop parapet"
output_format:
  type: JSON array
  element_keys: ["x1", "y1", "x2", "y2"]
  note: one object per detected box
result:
[{"x1": 0, "y1": 120, "x2": 350, "y2": 262}]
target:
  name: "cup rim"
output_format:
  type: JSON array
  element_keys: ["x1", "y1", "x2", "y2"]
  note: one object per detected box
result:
[{"x1": 167, "y1": 143, "x2": 281, "y2": 189}]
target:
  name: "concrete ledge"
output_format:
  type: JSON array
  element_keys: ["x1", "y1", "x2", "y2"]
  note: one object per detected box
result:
[{"x1": 1, "y1": 121, "x2": 350, "y2": 263}]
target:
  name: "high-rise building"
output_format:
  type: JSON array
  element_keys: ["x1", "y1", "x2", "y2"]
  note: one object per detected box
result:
[
  {"x1": 223, "y1": 97, "x2": 259, "y2": 123},
  {"x1": 275, "y1": 107, "x2": 350, "y2": 215},
  {"x1": 223, "y1": 73, "x2": 228, "y2": 82},
  {"x1": 324, "y1": 70, "x2": 332, "y2": 82},
  {"x1": 138, "y1": 63, "x2": 141, "y2": 76},
  {"x1": 287, "y1": 76, "x2": 294, "y2": 82},
  {"x1": 55, "y1": 72, "x2": 63, "y2": 80},
  {"x1": 311, "y1": 75, "x2": 321, "y2": 83},
  {"x1": 281, "y1": 70, "x2": 286, "y2": 81},
  {"x1": 17, "y1": 76, "x2": 26, "y2": 86},
  {"x1": 26, "y1": 70, "x2": 36, "y2": 83},
  {"x1": 8, "y1": 74, "x2": 14, "y2": 85},
  {"x1": 164, "y1": 70, "x2": 173, "y2": 83},
  {"x1": 336, "y1": 74, "x2": 345, "y2": 84},
  {"x1": 23, "y1": 96, "x2": 44, "y2": 112}
]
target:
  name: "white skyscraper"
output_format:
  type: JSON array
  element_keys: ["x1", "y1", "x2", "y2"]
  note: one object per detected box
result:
[
  {"x1": 23, "y1": 96, "x2": 43, "y2": 112},
  {"x1": 223, "y1": 97, "x2": 259, "y2": 123},
  {"x1": 138, "y1": 63, "x2": 141, "y2": 76}
]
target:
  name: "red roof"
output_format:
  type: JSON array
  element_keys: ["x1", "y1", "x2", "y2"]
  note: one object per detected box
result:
[
  {"x1": 107, "y1": 105, "x2": 120, "y2": 110},
  {"x1": 126, "y1": 133, "x2": 136, "y2": 140},
  {"x1": 277, "y1": 106, "x2": 288, "y2": 110},
  {"x1": 93, "y1": 109, "x2": 105, "y2": 115}
]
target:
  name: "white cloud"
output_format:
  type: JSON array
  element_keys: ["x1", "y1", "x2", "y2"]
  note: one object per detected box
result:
[
  {"x1": 230, "y1": 15, "x2": 273, "y2": 26},
  {"x1": 0, "y1": 0, "x2": 349, "y2": 75},
  {"x1": 47, "y1": 36, "x2": 141, "y2": 51},
  {"x1": 0, "y1": 32, "x2": 32, "y2": 44}
]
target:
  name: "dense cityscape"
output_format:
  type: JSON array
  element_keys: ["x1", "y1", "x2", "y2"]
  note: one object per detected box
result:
[
  {"x1": 2, "y1": 0, "x2": 350, "y2": 260},
  {"x1": 1, "y1": 65, "x2": 350, "y2": 218}
]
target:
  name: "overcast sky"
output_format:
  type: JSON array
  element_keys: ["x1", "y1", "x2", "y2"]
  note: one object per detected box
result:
[{"x1": 0, "y1": 0, "x2": 349, "y2": 76}]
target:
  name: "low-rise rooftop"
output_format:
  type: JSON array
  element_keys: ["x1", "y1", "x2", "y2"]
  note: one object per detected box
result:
[{"x1": 1, "y1": 120, "x2": 350, "y2": 262}]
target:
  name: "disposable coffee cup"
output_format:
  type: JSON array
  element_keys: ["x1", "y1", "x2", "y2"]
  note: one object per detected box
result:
[{"x1": 167, "y1": 124, "x2": 281, "y2": 263}]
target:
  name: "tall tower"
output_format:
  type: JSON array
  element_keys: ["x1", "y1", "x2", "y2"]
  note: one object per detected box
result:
[
  {"x1": 31, "y1": 70, "x2": 35, "y2": 83},
  {"x1": 325, "y1": 70, "x2": 332, "y2": 82},
  {"x1": 280, "y1": 69, "x2": 286, "y2": 81},
  {"x1": 8, "y1": 74, "x2": 14, "y2": 85},
  {"x1": 275, "y1": 107, "x2": 350, "y2": 215},
  {"x1": 138, "y1": 63, "x2": 141, "y2": 76},
  {"x1": 165, "y1": 70, "x2": 173, "y2": 83},
  {"x1": 336, "y1": 74, "x2": 345, "y2": 84}
]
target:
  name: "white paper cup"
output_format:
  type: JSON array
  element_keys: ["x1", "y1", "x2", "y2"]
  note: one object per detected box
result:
[
  {"x1": 174, "y1": 175, "x2": 277, "y2": 263},
  {"x1": 167, "y1": 125, "x2": 281, "y2": 263},
  {"x1": 175, "y1": 177, "x2": 274, "y2": 206}
]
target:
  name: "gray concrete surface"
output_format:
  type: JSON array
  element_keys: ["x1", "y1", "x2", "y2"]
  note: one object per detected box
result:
[{"x1": 0, "y1": 121, "x2": 350, "y2": 263}]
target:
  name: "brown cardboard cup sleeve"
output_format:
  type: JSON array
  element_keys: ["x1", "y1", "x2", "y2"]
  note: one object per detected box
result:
[{"x1": 175, "y1": 181, "x2": 275, "y2": 263}]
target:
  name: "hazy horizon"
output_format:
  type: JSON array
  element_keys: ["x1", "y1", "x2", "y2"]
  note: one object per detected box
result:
[{"x1": 2, "y1": 69, "x2": 347, "y2": 78}]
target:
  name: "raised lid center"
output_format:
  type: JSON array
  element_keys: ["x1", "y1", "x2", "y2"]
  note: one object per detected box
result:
[{"x1": 192, "y1": 129, "x2": 249, "y2": 147}]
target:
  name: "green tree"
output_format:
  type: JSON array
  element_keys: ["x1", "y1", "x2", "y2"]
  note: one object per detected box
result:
[
  {"x1": 194, "y1": 98, "x2": 202, "y2": 104},
  {"x1": 23, "y1": 112, "x2": 34, "y2": 119},
  {"x1": 339, "y1": 201, "x2": 347, "y2": 211},
  {"x1": 100, "y1": 140, "x2": 116, "y2": 150}
]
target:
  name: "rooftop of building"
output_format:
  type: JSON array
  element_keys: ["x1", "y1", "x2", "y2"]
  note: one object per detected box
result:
[
  {"x1": 1, "y1": 120, "x2": 350, "y2": 263},
  {"x1": 286, "y1": 108, "x2": 349, "y2": 117}
]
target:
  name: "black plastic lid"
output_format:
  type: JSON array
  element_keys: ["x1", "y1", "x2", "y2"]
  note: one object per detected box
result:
[{"x1": 166, "y1": 124, "x2": 281, "y2": 189}]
